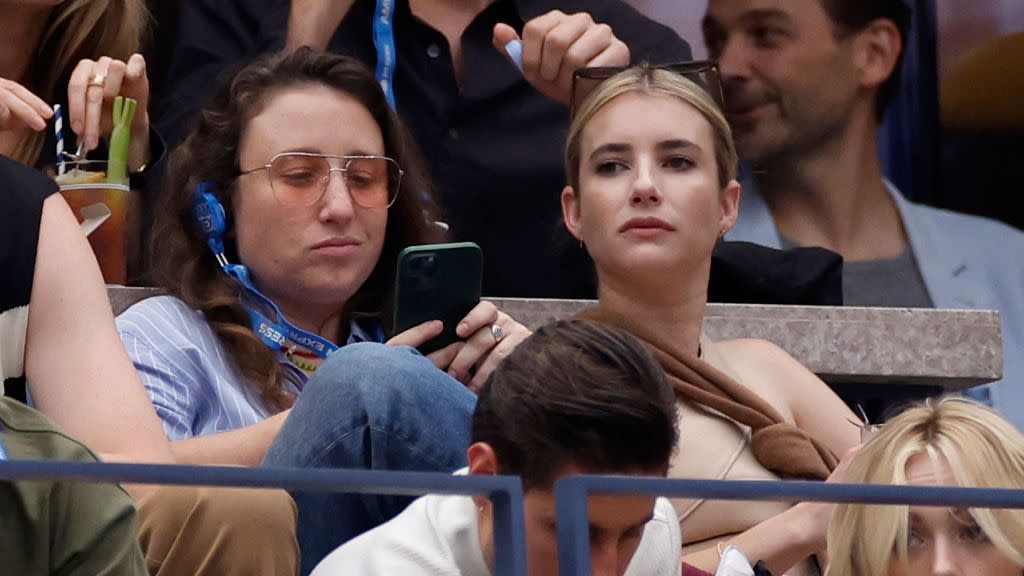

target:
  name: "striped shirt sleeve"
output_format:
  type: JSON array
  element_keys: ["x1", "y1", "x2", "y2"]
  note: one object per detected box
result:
[{"x1": 119, "y1": 330, "x2": 198, "y2": 441}]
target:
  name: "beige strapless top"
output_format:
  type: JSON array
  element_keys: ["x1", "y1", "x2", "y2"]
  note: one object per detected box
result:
[{"x1": 671, "y1": 335, "x2": 819, "y2": 576}]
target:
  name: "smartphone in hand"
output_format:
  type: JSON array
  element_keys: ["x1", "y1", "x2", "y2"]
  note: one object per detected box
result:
[{"x1": 393, "y1": 242, "x2": 483, "y2": 355}]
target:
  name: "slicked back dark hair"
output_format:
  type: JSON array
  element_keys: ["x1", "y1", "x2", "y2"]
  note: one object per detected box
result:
[{"x1": 472, "y1": 320, "x2": 678, "y2": 490}]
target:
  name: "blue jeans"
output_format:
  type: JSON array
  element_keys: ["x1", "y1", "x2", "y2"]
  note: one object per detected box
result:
[{"x1": 262, "y1": 343, "x2": 476, "y2": 575}]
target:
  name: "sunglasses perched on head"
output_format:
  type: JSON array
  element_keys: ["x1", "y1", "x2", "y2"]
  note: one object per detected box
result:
[{"x1": 570, "y1": 61, "x2": 724, "y2": 116}]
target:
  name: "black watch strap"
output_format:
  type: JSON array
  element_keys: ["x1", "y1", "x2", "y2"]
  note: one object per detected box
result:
[{"x1": 129, "y1": 163, "x2": 148, "y2": 190}]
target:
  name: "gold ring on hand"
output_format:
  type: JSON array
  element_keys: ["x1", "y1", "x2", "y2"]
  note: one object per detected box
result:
[{"x1": 87, "y1": 74, "x2": 107, "y2": 88}]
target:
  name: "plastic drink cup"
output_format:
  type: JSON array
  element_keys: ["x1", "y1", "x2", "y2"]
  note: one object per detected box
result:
[{"x1": 48, "y1": 161, "x2": 131, "y2": 285}]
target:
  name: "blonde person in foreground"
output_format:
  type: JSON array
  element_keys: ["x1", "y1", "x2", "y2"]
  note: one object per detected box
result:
[{"x1": 826, "y1": 397, "x2": 1024, "y2": 576}]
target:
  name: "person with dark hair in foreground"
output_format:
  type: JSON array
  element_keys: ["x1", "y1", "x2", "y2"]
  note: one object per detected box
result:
[{"x1": 313, "y1": 319, "x2": 683, "y2": 576}]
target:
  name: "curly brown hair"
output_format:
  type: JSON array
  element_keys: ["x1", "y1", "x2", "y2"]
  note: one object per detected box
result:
[{"x1": 150, "y1": 48, "x2": 442, "y2": 412}]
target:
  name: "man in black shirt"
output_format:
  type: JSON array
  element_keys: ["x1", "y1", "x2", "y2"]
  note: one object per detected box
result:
[{"x1": 157, "y1": 0, "x2": 692, "y2": 298}]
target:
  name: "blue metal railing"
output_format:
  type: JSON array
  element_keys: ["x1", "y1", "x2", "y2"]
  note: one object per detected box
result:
[
  {"x1": 0, "y1": 460, "x2": 527, "y2": 576},
  {"x1": 7, "y1": 459, "x2": 1024, "y2": 576},
  {"x1": 555, "y1": 475, "x2": 1024, "y2": 576}
]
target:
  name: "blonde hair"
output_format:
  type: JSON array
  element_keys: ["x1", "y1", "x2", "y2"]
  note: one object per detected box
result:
[
  {"x1": 564, "y1": 66, "x2": 737, "y2": 192},
  {"x1": 13, "y1": 0, "x2": 149, "y2": 165},
  {"x1": 826, "y1": 397, "x2": 1024, "y2": 576}
]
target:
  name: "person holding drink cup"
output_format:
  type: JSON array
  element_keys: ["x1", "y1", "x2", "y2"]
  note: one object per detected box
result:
[
  {"x1": 0, "y1": 0, "x2": 152, "y2": 168},
  {"x1": 2, "y1": 5, "x2": 309, "y2": 572},
  {"x1": 2, "y1": 0, "x2": 159, "y2": 284},
  {"x1": 0, "y1": 151, "x2": 302, "y2": 574},
  {"x1": 48, "y1": 96, "x2": 138, "y2": 284}
]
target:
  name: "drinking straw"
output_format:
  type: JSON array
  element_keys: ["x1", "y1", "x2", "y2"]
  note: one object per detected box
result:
[
  {"x1": 107, "y1": 96, "x2": 137, "y2": 184},
  {"x1": 54, "y1": 104, "x2": 66, "y2": 175}
]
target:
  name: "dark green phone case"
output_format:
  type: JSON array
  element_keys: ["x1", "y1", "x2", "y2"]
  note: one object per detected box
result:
[{"x1": 393, "y1": 242, "x2": 483, "y2": 355}]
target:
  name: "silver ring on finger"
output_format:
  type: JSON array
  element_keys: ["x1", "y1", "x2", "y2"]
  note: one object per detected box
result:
[{"x1": 489, "y1": 323, "x2": 504, "y2": 343}]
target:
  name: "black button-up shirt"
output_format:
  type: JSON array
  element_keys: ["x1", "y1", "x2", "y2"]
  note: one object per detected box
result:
[{"x1": 159, "y1": 0, "x2": 692, "y2": 297}]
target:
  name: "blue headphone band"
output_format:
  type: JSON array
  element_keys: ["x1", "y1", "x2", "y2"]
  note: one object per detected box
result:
[
  {"x1": 190, "y1": 181, "x2": 343, "y2": 359},
  {"x1": 191, "y1": 182, "x2": 230, "y2": 268}
]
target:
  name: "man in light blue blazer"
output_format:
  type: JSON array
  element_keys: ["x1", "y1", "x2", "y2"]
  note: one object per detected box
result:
[{"x1": 703, "y1": 0, "x2": 1024, "y2": 426}]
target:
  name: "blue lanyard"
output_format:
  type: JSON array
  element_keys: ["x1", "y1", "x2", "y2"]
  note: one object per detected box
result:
[
  {"x1": 370, "y1": 0, "x2": 525, "y2": 110},
  {"x1": 373, "y1": 0, "x2": 398, "y2": 110},
  {"x1": 222, "y1": 263, "x2": 385, "y2": 359},
  {"x1": 223, "y1": 264, "x2": 341, "y2": 359}
]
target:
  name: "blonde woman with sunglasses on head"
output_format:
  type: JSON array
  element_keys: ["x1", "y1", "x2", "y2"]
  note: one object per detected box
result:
[
  {"x1": 826, "y1": 397, "x2": 1024, "y2": 576},
  {"x1": 561, "y1": 64, "x2": 862, "y2": 575}
]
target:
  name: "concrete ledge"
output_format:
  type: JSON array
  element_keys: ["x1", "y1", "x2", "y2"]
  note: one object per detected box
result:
[
  {"x1": 109, "y1": 287, "x2": 1003, "y2": 391},
  {"x1": 110, "y1": 286, "x2": 161, "y2": 319},
  {"x1": 490, "y1": 299, "x2": 1003, "y2": 390}
]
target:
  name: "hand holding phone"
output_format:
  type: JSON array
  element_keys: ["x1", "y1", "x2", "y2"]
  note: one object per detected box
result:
[
  {"x1": 388, "y1": 300, "x2": 531, "y2": 391},
  {"x1": 390, "y1": 242, "x2": 532, "y2": 390}
]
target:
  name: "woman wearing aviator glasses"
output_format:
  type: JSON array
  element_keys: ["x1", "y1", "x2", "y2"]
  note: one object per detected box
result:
[{"x1": 117, "y1": 47, "x2": 530, "y2": 573}]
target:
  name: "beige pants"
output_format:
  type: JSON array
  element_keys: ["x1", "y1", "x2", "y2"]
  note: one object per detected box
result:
[{"x1": 136, "y1": 486, "x2": 299, "y2": 576}]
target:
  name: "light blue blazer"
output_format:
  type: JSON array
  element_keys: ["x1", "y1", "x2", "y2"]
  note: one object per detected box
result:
[{"x1": 728, "y1": 180, "x2": 1024, "y2": 428}]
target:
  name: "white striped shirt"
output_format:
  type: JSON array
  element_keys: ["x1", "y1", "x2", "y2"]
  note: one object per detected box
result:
[{"x1": 117, "y1": 295, "x2": 379, "y2": 440}]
